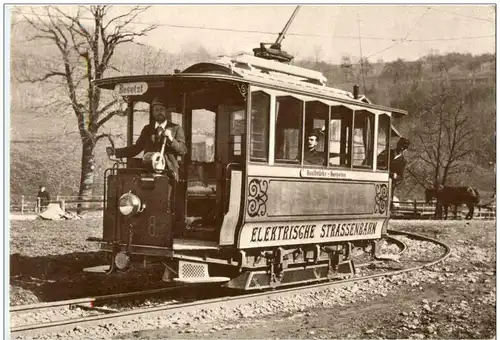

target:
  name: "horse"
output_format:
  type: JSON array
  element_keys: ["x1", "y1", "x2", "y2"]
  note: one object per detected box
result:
[{"x1": 425, "y1": 186, "x2": 480, "y2": 220}]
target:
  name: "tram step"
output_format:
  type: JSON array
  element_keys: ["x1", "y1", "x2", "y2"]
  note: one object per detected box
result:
[
  {"x1": 172, "y1": 238, "x2": 219, "y2": 250},
  {"x1": 82, "y1": 265, "x2": 110, "y2": 273},
  {"x1": 172, "y1": 277, "x2": 230, "y2": 283}
]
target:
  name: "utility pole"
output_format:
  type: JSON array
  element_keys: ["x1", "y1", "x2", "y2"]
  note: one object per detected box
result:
[{"x1": 357, "y1": 13, "x2": 367, "y2": 94}]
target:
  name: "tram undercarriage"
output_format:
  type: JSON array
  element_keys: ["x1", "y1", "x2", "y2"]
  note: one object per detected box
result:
[{"x1": 93, "y1": 238, "x2": 385, "y2": 291}]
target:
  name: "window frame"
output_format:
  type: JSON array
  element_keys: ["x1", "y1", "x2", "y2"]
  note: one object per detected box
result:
[
  {"x1": 352, "y1": 110, "x2": 376, "y2": 169},
  {"x1": 249, "y1": 91, "x2": 271, "y2": 162},
  {"x1": 303, "y1": 101, "x2": 329, "y2": 168},
  {"x1": 247, "y1": 86, "x2": 394, "y2": 171},
  {"x1": 274, "y1": 95, "x2": 304, "y2": 165},
  {"x1": 376, "y1": 113, "x2": 391, "y2": 172},
  {"x1": 328, "y1": 105, "x2": 353, "y2": 169}
]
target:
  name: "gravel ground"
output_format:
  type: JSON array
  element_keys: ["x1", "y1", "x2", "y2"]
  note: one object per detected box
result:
[
  {"x1": 10, "y1": 218, "x2": 167, "y2": 305},
  {"x1": 9, "y1": 218, "x2": 496, "y2": 339}
]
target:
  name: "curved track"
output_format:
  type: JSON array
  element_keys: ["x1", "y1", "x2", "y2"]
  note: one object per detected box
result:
[{"x1": 10, "y1": 229, "x2": 451, "y2": 338}]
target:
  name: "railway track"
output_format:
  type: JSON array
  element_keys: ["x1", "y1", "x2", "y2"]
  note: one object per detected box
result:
[{"x1": 10, "y1": 230, "x2": 451, "y2": 339}]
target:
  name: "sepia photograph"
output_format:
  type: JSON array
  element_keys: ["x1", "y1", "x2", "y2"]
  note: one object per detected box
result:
[{"x1": 7, "y1": 3, "x2": 496, "y2": 339}]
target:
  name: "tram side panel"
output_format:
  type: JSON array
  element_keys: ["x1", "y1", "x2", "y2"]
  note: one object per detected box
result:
[{"x1": 238, "y1": 172, "x2": 390, "y2": 249}]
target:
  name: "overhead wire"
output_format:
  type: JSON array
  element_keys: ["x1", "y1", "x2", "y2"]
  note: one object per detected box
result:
[
  {"x1": 403, "y1": 7, "x2": 431, "y2": 41},
  {"x1": 10, "y1": 6, "x2": 495, "y2": 72},
  {"x1": 355, "y1": 7, "x2": 430, "y2": 64},
  {"x1": 10, "y1": 9, "x2": 398, "y2": 41},
  {"x1": 429, "y1": 6, "x2": 495, "y2": 23},
  {"x1": 11, "y1": 8, "x2": 494, "y2": 43},
  {"x1": 407, "y1": 35, "x2": 494, "y2": 42}
]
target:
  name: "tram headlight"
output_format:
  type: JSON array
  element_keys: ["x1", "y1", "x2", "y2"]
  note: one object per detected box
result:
[
  {"x1": 118, "y1": 192, "x2": 142, "y2": 216},
  {"x1": 114, "y1": 251, "x2": 131, "y2": 270}
]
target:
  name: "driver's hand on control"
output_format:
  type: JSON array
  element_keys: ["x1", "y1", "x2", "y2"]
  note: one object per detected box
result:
[{"x1": 164, "y1": 129, "x2": 173, "y2": 142}]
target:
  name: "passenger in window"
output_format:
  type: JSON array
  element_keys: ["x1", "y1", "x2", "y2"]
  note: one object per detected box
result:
[
  {"x1": 304, "y1": 131, "x2": 324, "y2": 165},
  {"x1": 106, "y1": 96, "x2": 187, "y2": 181}
]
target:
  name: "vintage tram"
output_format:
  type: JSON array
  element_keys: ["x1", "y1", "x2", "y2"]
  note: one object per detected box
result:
[{"x1": 90, "y1": 51, "x2": 407, "y2": 290}]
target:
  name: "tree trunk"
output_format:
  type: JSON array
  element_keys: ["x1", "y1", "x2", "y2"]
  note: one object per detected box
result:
[{"x1": 78, "y1": 139, "x2": 96, "y2": 214}]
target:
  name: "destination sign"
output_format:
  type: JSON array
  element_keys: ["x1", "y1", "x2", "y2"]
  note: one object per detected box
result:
[
  {"x1": 114, "y1": 82, "x2": 148, "y2": 96},
  {"x1": 238, "y1": 219, "x2": 384, "y2": 248},
  {"x1": 300, "y1": 169, "x2": 347, "y2": 179}
]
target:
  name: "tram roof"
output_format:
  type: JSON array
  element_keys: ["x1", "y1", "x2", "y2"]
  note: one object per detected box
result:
[{"x1": 93, "y1": 54, "x2": 408, "y2": 117}]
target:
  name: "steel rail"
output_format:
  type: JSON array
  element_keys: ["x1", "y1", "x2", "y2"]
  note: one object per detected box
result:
[
  {"x1": 356, "y1": 234, "x2": 408, "y2": 268},
  {"x1": 10, "y1": 285, "x2": 190, "y2": 313},
  {"x1": 10, "y1": 230, "x2": 451, "y2": 338},
  {"x1": 10, "y1": 236, "x2": 407, "y2": 314},
  {"x1": 384, "y1": 234, "x2": 408, "y2": 254}
]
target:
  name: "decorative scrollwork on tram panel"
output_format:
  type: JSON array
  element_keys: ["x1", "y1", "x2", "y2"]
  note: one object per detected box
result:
[
  {"x1": 237, "y1": 83, "x2": 248, "y2": 99},
  {"x1": 374, "y1": 184, "x2": 389, "y2": 214},
  {"x1": 247, "y1": 179, "x2": 269, "y2": 217}
]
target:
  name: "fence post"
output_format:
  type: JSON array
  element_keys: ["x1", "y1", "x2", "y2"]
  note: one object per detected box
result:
[
  {"x1": 413, "y1": 199, "x2": 417, "y2": 218},
  {"x1": 21, "y1": 195, "x2": 25, "y2": 214},
  {"x1": 60, "y1": 199, "x2": 66, "y2": 212}
]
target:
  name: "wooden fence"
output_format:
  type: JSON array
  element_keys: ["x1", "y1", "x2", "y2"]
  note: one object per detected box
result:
[
  {"x1": 391, "y1": 200, "x2": 496, "y2": 220},
  {"x1": 11, "y1": 195, "x2": 104, "y2": 215},
  {"x1": 11, "y1": 196, "x2": 495, "y2": 220}
]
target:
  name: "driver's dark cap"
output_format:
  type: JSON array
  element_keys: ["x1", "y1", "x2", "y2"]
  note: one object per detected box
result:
[{"x1": 151, "y1": 96, "x2": 167, "y2": 107}]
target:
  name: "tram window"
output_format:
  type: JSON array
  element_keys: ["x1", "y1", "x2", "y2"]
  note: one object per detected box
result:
[
  {"x1": 191, "y1": 109, "x2": 215, "y2": 163},
  {"x1": 275, "y1": 96, "x2": 303, "y2": 164},
  {"x1": 376, "y1": 114, "x2": 390, "y2": 170},
  {"x1": 250, "y1": 91, "x2": 270, "y2": 161},
  {"x1": 229, "y1": 108, "x2": 245, "y2": 156},
  {"x1": 171, "y1": 112, "x2": 183, "y2": 126},
  {"x1": 353, "y1": 111, "x2": 375, "y2": 168},
  {"x1": 304, "y1": 102, "x2": 328, "y2": 166},
  {"x1": 132, "y1": 102, "x2": 150, "y2": 146},
  {"x1": 329, "y1": 106, "x2": 352, "y2": 167}
]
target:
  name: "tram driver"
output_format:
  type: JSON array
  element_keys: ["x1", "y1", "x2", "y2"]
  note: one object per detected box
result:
[
  {"x1": 304, "y1": 130, "x2": 325, "y2": 165},
  {"x1": 106, "y1": 96, "x2": 187, "y2": 211}
]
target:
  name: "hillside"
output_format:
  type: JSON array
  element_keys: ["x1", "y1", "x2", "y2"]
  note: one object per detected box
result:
[{"x1": 9, "y1": 21, "x2": 496, "y2": 202}]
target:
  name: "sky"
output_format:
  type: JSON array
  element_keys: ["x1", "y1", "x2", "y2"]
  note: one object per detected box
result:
[
  {"x1": 133, "y1": 4, "x2": 496, "y2": 63},
  {"x1": 8, "y1": 4, "x2": 496, "y2": 64}
]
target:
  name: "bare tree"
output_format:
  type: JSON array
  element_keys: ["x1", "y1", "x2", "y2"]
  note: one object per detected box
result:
[
  {"x1": 16, "y1": 5, "x2": 158, "y2": 201},
  {"x1": 359, "y1": 57, "x2": 373, "y2": 77},
  {"x1": 380, "y1": 58, "x2": 408, "y2": 84},
  {"x1": 406, "y1": 83, "x2": 477, "y2": 188},
  {"x1": 466, "y1": 58, "x2": 482, "y2": 86}
]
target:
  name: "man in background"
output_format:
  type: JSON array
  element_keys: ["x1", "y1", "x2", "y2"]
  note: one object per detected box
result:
[
  {"x1": 37, "y1": 185, "x2": 50, "y2": 211},
  {"x1": 378, "y1": 137, "x2": 410, "y2": 203}
]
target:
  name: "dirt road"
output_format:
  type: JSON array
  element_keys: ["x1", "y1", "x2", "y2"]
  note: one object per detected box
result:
[
  {"x1": 118, "y1": 220, "x2": 496, "y2": 339},
  {"x1": 9, "y1": 219, "x2": 496, "y2": 339}
]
